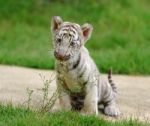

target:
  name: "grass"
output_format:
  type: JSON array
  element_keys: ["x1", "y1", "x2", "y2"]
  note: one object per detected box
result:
[
  {"x1": 0, "y1": 104, "x2": 149, "y2": 126},
  {"x1": 0, "y1": 0, "x2": 150, "y2": 74}
]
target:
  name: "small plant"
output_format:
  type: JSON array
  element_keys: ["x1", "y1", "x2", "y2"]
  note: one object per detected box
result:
[
  {"x1": 40, "y1": 86, "x2": 59, "y2": 112},
  {"x1": 39, "y1": 74, "x2": 50, "y2": 107},
  {"x1": 25, "y1": 88, "x2": 34, "y2": 110},
  {"x1": 25, "y1": 73, "x2": 59, "y2": 113},
  {"x1": 39, "y1": 73, "x2": 59, "y2": 112}
]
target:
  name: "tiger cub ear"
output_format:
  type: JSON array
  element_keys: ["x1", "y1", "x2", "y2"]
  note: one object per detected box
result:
[
  {"x1": 81, "y1": 23, "x2": 93, "y2": 42},
  {"x1": 51, "y1": 16, "x2": 63, "y2": 33}
]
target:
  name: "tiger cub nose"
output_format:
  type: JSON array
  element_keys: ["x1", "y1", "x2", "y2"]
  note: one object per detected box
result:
[{"x1": 54, "y1": 51, "x2": 70, "y2": 61}]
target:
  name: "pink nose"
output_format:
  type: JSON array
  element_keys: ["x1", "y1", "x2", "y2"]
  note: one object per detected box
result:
[{"x1": 54, "y1": 51, "x2": 70, "y2": 61}]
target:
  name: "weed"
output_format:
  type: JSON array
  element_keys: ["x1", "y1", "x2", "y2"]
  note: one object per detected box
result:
[
  {"x1": 25, "y1": 88, "x2": 34, "y2": 110},
  {"x1": 25, "y1": 73, "x2": 59, "y2": 112},
  {"x1": 39, "y1": 73, "x2": 59, "y2": 112}
]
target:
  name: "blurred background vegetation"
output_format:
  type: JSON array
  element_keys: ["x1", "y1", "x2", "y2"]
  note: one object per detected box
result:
[{"x1": 0, "y1": 0, "x2": 149, "y2": 74}]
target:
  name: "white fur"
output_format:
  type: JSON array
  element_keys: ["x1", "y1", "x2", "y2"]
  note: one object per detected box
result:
[{"x1": 51, "y1": 16, "x2": 120, "y2": 116}]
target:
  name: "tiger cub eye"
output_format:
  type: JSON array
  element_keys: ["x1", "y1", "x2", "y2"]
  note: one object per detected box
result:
[
  {"x1": 57, "y1": 38, "x2": 61, "y2": 44},
  {"x1": 70, "y1": 41, "x2": 76, "y2": 47}
]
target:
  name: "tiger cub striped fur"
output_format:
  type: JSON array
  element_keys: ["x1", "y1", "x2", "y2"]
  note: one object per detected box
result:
[{"x1": 51, "y1": 16, "x2": 120, "y2": 116}]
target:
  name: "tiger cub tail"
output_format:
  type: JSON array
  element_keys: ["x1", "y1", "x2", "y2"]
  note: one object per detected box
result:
[{"x1": 108, "y1": 68, "x2": 117, "y2": 93}]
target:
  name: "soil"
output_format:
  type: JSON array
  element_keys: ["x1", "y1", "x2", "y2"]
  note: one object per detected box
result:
[{"x1": 0, "y1": 65, "x2": 150, "y2": 121}]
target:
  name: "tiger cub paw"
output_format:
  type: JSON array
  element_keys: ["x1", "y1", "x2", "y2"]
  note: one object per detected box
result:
[{"x1": 104, "y1": 105, "x2": 120, "y2": 117}]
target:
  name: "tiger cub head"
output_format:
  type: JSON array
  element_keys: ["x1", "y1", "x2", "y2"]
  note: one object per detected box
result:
[{"x1": 51, "y1": 16, "x2": 93, "y2": 61}]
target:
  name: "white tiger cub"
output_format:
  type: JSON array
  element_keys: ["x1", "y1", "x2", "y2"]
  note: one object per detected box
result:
[{"x1": 51, "y1": 16, "x2": 120, "y2": 116}]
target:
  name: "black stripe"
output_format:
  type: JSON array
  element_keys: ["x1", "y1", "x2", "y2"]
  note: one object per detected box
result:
[
  {"x1": 62, "y1": 26, "x2": 76, "y2": 34},
  {"x1": 108, "y1": 76, "x2": 111, "y2": 79},
  {"x1": 78, "y1": 67, "x2": 86, "y2": 78},
  {"x1": 103, "y1": 99, "x2": 112, "y2": 106},
  {"x1": 62, "y1": 28, "x2": 68, "y2": 31},
  {"x1": 83, "y1": 81, "x2": 88, "y2": 85},
  {"x1": 77, "y1": 36, "x2": 80, "y2": 41},
  {"x1": 70, "y1": 28, "x2": 76, "y2": 34},
  {"x1": 109, "y1": 79, "x2": 113, "y2": 83},
  {"x1": 71, "y1": 54, "x2": 81, "y2": 70}
]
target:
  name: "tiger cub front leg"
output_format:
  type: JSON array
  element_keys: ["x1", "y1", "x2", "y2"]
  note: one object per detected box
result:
[
  {"x1": 82, "y1": 83, "x2": 98, "y2": 115},
  {"x1": 57, "y1": 79, "x2": 72, "y2": 110},
  {"x1": 59, "y1": 90, "x2": 71, "y2": 110}
]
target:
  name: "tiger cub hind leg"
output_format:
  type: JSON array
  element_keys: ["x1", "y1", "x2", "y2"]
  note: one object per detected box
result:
[
  {"x1": 104, "y1": 100, "x2": 120, "y2": 117},
  {"x1": 104, "y1": 69, "x2": 120, "y2": 117}
]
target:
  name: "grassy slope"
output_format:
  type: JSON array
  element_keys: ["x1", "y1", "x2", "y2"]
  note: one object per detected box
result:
[
  {"x1": 0, "y1": 104, "x2": 149, "y2": 126},
  {"x1": 0, "y1": 0, "x2": 150, "y2": 74}
]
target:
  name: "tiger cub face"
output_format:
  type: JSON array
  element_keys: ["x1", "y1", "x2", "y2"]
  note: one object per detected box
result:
[{"x1": 51, "y1": 16, "x2": 93, "y2": 61}]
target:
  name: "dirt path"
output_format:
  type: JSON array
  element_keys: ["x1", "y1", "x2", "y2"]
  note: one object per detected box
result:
[{"x1": 0, "y1": 65, "x2": 150, "y2": 121}]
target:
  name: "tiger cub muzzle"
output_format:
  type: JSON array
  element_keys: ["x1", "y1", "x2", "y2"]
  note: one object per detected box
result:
[{"x1": 54, "y1": 50, "x2": 70, "y2": 61}]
